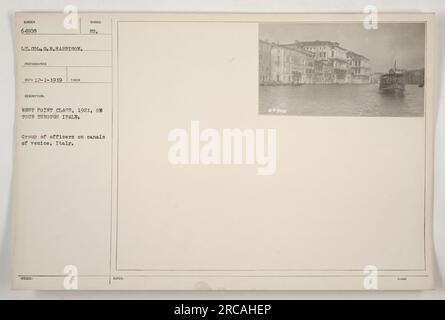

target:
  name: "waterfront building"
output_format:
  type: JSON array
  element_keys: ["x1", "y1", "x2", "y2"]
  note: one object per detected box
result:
[
  {"x1": 259, "y1": 39, "x2": 371, "y2": 85},
  {"x1": 269, "y1": 44, "x2": 315, "y2": 84},
  {"x1": 291, "y1": 41, "x2": 352, "y2": 83},
  {"x1": 279, "y1": 43, "x2": 315, "y2": 84},
  {"x1": 259, "y1": 40, "x2": 273, "y2": 84},
  {"x1": 347, "y1": 51, "x2": 371, "y2": 83},
  {"x1": 313, "y1": 60, "x2": 334, "y2": 83}
]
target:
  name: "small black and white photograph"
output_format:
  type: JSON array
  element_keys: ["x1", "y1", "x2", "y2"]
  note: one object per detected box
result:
[{"x1": 259, "y1": 23, "x2": 425, "y2": 117}]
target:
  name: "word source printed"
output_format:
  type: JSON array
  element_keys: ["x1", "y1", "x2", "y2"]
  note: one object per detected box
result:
[{"x1": 168, "y1": 121, "x2": 277, "y2": 175}]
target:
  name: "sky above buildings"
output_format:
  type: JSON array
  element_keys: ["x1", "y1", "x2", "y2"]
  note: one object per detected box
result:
[{"x1": 259, "y1": 23, "x2": 425, "y2": 72}]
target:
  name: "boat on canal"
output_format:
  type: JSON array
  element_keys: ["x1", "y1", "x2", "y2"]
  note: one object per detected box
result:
[{"x1": 379, "y1": 61, "x2": 405, "y2": 94}]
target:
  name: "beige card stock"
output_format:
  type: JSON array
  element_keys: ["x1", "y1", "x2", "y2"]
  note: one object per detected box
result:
[{"x1": 13, "y1": 12, "x2": 436, "y2": 290}]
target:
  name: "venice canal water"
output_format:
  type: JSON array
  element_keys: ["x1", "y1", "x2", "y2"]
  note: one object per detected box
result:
[{"x1": 259, "y1": 83, "x2": 424, "y2": 117}]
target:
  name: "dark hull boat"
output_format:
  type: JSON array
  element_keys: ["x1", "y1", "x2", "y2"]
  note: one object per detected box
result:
[{"x1": 379, "y1": 62, "x2": 405, "y2": 94}]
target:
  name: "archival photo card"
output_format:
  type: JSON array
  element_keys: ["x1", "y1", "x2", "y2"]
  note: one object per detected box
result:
[
  {"x1": 259, "y1": 23, "x2": 426, "y2": 117},
  {"x1": 13, "y1": 12, "x2": 435, "y2": 290}
]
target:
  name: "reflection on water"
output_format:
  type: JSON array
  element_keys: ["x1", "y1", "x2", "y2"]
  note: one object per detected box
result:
[{"x1": 259, "y1": 84, "x2": 424, "y2": 117}]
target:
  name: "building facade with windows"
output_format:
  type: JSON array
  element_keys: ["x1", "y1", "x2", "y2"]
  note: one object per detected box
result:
[
  {"x1": 259, "y1": 40, "x2": 372, "y2": 85},
  {"x1": 259, "y1": 40, "x2": 273, "y2": 83},
  {"x1": 347, "y1": 51, "x2": 371, "y2": 83},
  {"x1": 293, "y1": 41, "x2": 351, "y2": 83},
  {"x1": 259, "y1": 42, "x2": 315, "y2": 85}
]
